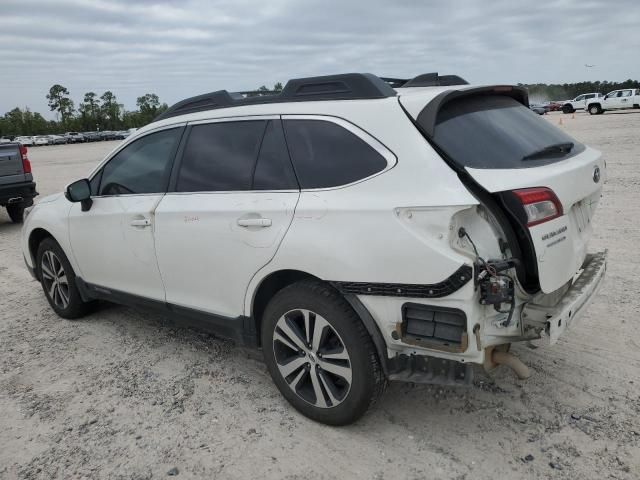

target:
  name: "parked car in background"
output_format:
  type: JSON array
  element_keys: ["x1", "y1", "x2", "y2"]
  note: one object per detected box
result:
[
  {"x1": 100, "y1": 131, "x2": 117, "y2": 141},
  {"x1": 83, "y1": 132, "x2": 102, "y2": 142},
  {"x1": 113, "y1": 131, "x2": 131, "y2": 140},
  {"x1": 543, "y1": 101, "x2": 562, "y2": 112},
  {"x1": 14, "y1": 136, "x2": 34, "y2": 146},
  {"x1": 64, "y1": 132, "x2": 85, "y2": 143},
  {"x1": 0, "y1": 137, "x2": 13, "y2": 144},
  {"x1": 22, "y1": 72, "x2": 607, "y2": 425},
  {"x1": 50, "y1": 135, "x2": 67, "y2": 145},
  {"x1": 585, "y1": 88, "x2": 640, "y2": 115},
  {"x1": 529, "y1": 103, "x2": 547, "y2": 115},
  {"x1": 33, "y1": 136, "x2": 51, "y2": 146},
  {"x1": 0, "y1": 142, "x2": 37, "y2": 223},
  {"x1": 561, "y1": 93, "x2": 602, "y2": 114}
]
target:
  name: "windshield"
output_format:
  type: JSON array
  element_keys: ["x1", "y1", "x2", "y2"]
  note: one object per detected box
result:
[{"x1": 430, "y1": 95, "x2": 585, "y2": 169}]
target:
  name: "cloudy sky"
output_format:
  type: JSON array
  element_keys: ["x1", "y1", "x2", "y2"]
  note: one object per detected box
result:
[{"x1": 1, "y1": 0, "x2": 638, "y2": 118}]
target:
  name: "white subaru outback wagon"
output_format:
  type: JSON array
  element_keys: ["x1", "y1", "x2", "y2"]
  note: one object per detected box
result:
[{"x1": 22, "y1": 73, "x2": 607, "y2": 425}]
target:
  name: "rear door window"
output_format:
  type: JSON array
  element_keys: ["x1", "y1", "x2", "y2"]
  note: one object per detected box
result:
[
  {"x1": 283, "y1": 119, "x2": 387, "y2": 189},
  {"x1": 253, "y1": 120, "x2": 298, "y2": 190},
  {"x1": 176, "y1": 119, "x2": 298, "y2": 192},
  {"x1": 428, "y1": 95, "x2": 585, "y2": 169},
  {"x1": 176, "y1": 121, "x2": 266, "y2": 192}
]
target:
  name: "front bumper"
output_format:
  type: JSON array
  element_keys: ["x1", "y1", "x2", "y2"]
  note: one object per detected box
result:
[{"x1": 523, "y1": 250, "x2": 607, "y2": 345}]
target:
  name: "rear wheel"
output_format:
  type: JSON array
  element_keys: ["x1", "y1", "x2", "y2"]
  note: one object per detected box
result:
[
  {"x1": 36, "y1": 238, "x2": 93, "y2": 319},
  {"x1": 562, "y1": 104, "x2": 574, "y2": 114},
  {"x1": 6, "y1": 204, "x2": 24, "y2": 223},
  {"x1": 589, "y1": 104, "x2": 602, "y2": 115},
  {"x1": 261, "y1": 280, "x2": 386, "y2": 425}
]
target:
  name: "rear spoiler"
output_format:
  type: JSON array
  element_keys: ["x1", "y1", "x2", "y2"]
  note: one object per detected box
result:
[{"x1": 416, "y1": 85, "x2": 529, "y2": 137}]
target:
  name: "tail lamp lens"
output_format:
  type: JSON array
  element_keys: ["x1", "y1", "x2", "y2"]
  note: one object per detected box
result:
[
  {"x1": 19, "y1": 145, "x2": 32, "y2": 174},
  {"x1": 511, "y1": 187, "x2": 563, "y2": 227}
]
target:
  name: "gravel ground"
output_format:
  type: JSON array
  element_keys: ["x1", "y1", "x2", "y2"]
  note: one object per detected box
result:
[{"x1": 1, "y1": 112, "x2": 639, "y2": 480}]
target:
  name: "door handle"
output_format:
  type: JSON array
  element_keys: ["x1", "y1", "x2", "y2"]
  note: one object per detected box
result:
[
  {"x1": 237, "y1": 218, "x2": 272, "y2": 227},
  {"x1": 130, "y1": 218, "x2": 152, "y2": 227}
]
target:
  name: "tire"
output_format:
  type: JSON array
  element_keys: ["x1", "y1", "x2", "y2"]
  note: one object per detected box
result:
[
  {"x1": 562, "y1": 104, "x2": 574, "y2": 114},
  {"x1": 36, "y1": 237, "x2": 93, "y2": 319},
  {"x1": 6, "y1": 204, "x2": 24, "y2": 223},
  {"x1": 261, "y1": 279, "x2": 386, "y2": 425},
  {"x1": 589, "y1": 104, "x2": 602, "y2": 115}
]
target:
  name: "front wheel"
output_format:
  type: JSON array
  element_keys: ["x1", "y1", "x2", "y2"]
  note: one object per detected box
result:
[
  {"x1": 589, "y1": 104, "x2": 602, "y2": 115},
  {"x1": 261, "y1": 280, "x2": 386, "y2": 425},
  {"x1": 36, "y1": 238, "x2": 93, "y2": 319},
  {"x1": 6, "y1": 204, "x2": 24, "y2": 223},
  {"x1": 562, "y1": 104, "x2": 574, "y2": 114}
]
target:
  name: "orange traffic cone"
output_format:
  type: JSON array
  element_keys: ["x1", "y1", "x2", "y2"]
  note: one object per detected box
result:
[
  {"x1": 558, "y1": 117, "x2": 564, "y2": 126},
  {"x1": 572, "y1": 113, "x2": 575, "y2": 119}
]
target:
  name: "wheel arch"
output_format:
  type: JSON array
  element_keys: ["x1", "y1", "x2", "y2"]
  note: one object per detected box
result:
[
  {"x1": 249, "y1": 269, "x2": 389, "y2": 373},
  {"x1": 250, "y1": 269, "x2": 319, "y2": 346},
  {"x1": 28, "y1": 227, "x2": 55, "y2": 280}
]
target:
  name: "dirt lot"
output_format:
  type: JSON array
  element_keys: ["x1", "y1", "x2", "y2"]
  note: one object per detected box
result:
[{"x1": 1, "y1": 112, "x2": 639, "y2": 479}]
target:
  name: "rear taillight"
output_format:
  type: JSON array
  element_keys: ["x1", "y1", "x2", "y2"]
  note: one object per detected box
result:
[
  {"x1": 20, "y1": 145, "x2": 32, "y2": 174},
  {"x1": 511, "y1": 187, "x2": 563, "y2": 227}
]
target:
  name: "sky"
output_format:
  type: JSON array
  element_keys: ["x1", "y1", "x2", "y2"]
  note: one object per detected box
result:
[{"x1": 1, "y1": 0, "x2": 639, "y2": 119}]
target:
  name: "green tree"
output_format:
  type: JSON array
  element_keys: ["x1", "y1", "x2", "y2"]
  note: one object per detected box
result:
[
  {"x1": 136, "y1": 93, "x2": 162, "y2": 124},
  {"x1": 100, "y1": 91, "x2": 121, "y2": 130},
  {"x1": 46, "y1": 84, "x2": 74, "y2": 126},
  {"x1": 273, "y1": 82, "x2": 283, "y2": 92},
  {"x1": 79, "y1": 92, "x2": 101, "y2": 131}
]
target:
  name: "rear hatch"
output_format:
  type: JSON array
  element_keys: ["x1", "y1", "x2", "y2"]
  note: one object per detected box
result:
[
  {"x1": 0, "y1": 143, "x2": 27, "y2": 183},
  {"x1": 400, "y1": 87, "x2": 605, "y2": 293}
]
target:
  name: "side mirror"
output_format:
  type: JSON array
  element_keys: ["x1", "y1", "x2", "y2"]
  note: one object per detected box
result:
[{"x1": 65, "y1": 178, "x2": 93, "y2": 212}]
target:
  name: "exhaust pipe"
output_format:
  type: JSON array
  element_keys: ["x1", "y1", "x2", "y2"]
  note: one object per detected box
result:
[{"x1": 491, "y1": 350, "x2": 530, "y2": 379}]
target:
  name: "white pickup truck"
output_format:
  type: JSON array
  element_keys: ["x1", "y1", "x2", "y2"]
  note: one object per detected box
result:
[
  {"x1": 585, "y1": 88, "x2": 640, "y2": 115},
  {"x1": 561, "y1": 93, "x2": 602, "y2": 113}
]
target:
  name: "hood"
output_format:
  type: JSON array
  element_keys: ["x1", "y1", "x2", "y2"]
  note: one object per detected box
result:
[{"x1": 36, "y1": 192, "x2": 63, "y2": 205}]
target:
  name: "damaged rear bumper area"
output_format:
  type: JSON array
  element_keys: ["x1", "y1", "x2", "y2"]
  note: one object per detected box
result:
[{"x1": 523, "y1": 250, "x2": 607, "y2": 345}]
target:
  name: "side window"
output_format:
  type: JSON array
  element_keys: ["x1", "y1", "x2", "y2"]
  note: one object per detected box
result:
[
  {"x1": 621, "y1": 90, "x2": 632, "y2": 97},
  {"x1": 283, "y1": 119, "x2": 387, "y2": 189},
  {"x1": 253, "y1": 120, "x2": 298, "y2": 190},
  {"x1": 176, "y1": 121, "x2": 266, "y2": 192},
  {"x1": 98, "y1": 128, "x2": 181, "y2": 196},
  {"x1": 575, "y1": 95, "x2": 584, "y2": 101}
]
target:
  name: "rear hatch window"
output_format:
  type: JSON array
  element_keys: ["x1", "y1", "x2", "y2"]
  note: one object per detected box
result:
[{"x1": 431, "y1": 95, "x2": 585, "y2": 169}]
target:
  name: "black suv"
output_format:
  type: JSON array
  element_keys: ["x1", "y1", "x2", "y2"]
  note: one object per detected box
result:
[{"x1": 0, "y1": 143, "x2": 37, "y2": 223}]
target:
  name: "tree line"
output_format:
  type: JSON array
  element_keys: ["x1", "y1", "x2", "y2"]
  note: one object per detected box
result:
[
  {"x1": 520, "y1": 79, "x2": 640, "y2": 102},
  {"x1": 0, "y1": 82, "x2": 285, "y2": 137},
  {"x1": 0, "y1": 84, "x2": 170, "y2": 137}
]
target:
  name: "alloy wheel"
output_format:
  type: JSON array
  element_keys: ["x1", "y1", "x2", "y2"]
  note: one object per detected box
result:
[
  {"x1": 41, "y1": 250, "x2": 70, "y2": 309},
  {"x1": 272, "y1": 309, "x2": 352, "y2": 408}
]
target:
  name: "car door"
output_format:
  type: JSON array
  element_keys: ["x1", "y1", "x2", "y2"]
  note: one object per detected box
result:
[
  {"x1": 604, "y1": 91, "x2": 622, "y2": 109},
  {"x1": 618, "y1": 89, "x2": 633, "y2": 108},
  {"x1": 154, "y1": 117, "x2": 299, "y2": 318},
  {"x1": 68, "y1": 125, "x2": 184, "y2": 301},
  {"x1": 572, "y1": 94, "x2": 584, "y2": 109}
]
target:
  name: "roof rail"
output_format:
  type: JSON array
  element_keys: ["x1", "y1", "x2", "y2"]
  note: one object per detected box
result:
[
  {"x1": 381, "y1": 73, "x2": 469, "y2": 88},
  {"x1": 154, "y1": 73, "x2": 397, "y2": 122}
]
